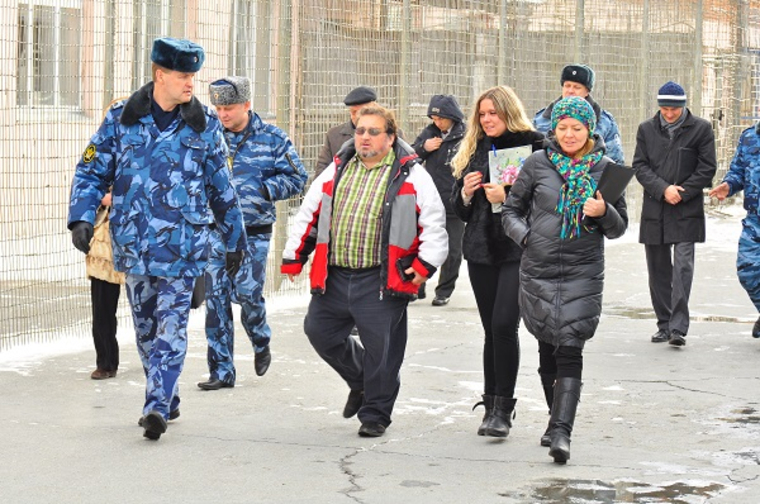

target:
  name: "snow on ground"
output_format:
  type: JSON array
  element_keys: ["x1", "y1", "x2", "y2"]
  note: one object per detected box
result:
[{"x1": 0, "y1": 211, "x2": 747, "y2": 369}]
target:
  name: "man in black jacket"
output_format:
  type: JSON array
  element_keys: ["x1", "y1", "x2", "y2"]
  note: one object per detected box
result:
[
  {"x1": 411, "y1": 95, "x2": 466, "y2": 305},
  {"x1": 633, "y1": 81, "x2": 717, "y2": 347}
]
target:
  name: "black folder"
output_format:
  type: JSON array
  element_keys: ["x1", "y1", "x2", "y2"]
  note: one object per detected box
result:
[{"x1": 596, "y1": 163, "x2": 634, "y2": 203}]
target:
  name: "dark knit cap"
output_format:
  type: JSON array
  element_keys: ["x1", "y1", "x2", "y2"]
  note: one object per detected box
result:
[
  {"x1": 151, "y1": 38, "x2": 205, "y2": 73},
  {"x1": 209, "y1": 76, "x2": 251, "y2": 106},
  {"x1": 427, "y1": 94, "x2": 464, "y2": 122},
  {"x1": 657, "y1": 81, "x2": 687, "y2": 107},
  {"x1": 343, "y1": 86, "x2": 377, "y2": 106},
  {"x1": 561, "y1": 64, "x2": 595, "y2": 91}
]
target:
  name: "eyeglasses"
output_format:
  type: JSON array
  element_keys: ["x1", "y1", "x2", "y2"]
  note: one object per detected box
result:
[{"x1": 354, "y1": 127, "x2": 386, "y2": 137}]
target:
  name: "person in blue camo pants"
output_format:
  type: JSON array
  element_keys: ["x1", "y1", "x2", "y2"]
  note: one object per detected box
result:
[
  {"x1": 197, "y1": 76, "x2": 308, "y2": 390},
  {"x1": 709, "y1": 123, "x2": 760, "y2": 338},
  {"x1": 68, "y1": 38, "x2": 246, "y2": 440}
]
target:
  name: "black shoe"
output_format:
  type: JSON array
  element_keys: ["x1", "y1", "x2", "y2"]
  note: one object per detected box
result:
[
  {"x1": 753, "y1": 316, "x2": 760, "y2": 339},
  {"x1": 669, "y1": 330, "x2": 686, "y2": 347},
  {"x1": 197, "y1": 378, "x2": 234, "y2": 391},
  {"x1": 343, "y1": 389, "x2": 364, "y2": 418},
  {"x1": 432, "y1": 296, "x2": 450, "y2": 306},
  {"x1": 486, "y1": 396, "x2": 516, "y2": 438},
  {"x1": 138, "y1": 408, "x2": 179, "y2": 427},
  {"x1": 358, "y1": 422, "x2": 386, "y2": 437},
  {"x1": 650, "y1": 329, "x2": 670, "y2": 343},
  {"x1": 473, "y1": 395, "x2": 494, "y2": 436},
  {"x1": 255, "y1": 347, "x2": 271, "y2": 376},
  {"x1": 540, "y1": 422, "x2": 552, "y2": 447},
  {"x1": 142, "y1": 411, "x2": 167, "y2": 440}
]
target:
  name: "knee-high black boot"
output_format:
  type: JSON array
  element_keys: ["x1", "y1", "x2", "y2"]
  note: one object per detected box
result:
[
  {"x1": 539, "y1": 373, "x2": 556, "y2": 447},
  {"x1": 486, "y1": 396, "x2": 516, "y2": 438},
  {"x1": 473, "y1": 395, "x2": 494, "y2": 436},
  {"x1": 548, "y1": 377, "x2": 582, "y2": 464}
]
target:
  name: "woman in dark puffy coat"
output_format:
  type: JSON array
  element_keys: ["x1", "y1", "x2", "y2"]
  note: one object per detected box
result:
[
  {"x1": 451, "y1": 86, "x2": 544, "y2": 439},
  {"x1": 502, "y1": 96, "x2": 628, "y2": 464}
]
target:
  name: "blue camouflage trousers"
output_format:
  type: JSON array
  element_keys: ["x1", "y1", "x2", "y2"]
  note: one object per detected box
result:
[
  {"x1": 204, "y1": 231, "x2": 271, "y2": 384},
  {"x1": 124, "y1": 274, "x2": 195, "y2": 419},
  {"x1": 737, "y1": 216, "x2": 760, "y2": 311}
]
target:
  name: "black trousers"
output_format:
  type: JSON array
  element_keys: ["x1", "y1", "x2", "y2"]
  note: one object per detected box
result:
[
  {"x1": 645, "y1": 242, "x2": 695, "y2": 335},
  {"x1": 434, "y1": 216, "x2": 465, "y2": 298},
  {"x1": 468, "y1": 261, "x2": 521, "y2": 397},
  {"x1": 538, "y1": 342, "x2": 583, "y2": 380},
  {"x1": 304, "y1": 267, "x2": 408, "y2": 427},
  {"x1": 91, "y1": 278, "x2": 121, "y2": 372}
]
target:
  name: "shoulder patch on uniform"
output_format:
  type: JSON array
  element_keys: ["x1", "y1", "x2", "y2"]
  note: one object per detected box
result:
[{"x1": 82, "y1": 144, "x2": 97, "y2": 163}]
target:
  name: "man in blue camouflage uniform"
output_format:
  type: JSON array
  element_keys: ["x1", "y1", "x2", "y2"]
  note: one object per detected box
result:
[
  {"x1": 534, "y1": 64, "x2": 625, "y2": 164},
  {"x1": 196, "y1": 76, "x2": 308, "y2": 390},
  {"x1": 709, "y1": 123, "x2": 760, "y2": 338},
  {"x1": 68, "y1": 38, "x2": 247, "y2": 440}
]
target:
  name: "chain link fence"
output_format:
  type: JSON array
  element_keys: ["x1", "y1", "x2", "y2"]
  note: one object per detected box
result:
[{"x1": 1, "y1": 0, "x2": 757, "y2": 351}]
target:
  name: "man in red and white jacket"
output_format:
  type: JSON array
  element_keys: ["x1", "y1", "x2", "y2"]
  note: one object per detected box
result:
[{"x1": 282, "y1": 104, "x2": 447, "y2": 437}]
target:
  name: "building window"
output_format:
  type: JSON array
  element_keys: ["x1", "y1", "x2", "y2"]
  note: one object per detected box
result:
[
  {"x1": 131, "y1": 0, "x2": 186, "y2": 90},
  {"x1": 17, "y1": 1, "x2": 81, "y2": 108},
  {"x1": 230, "y1": 0, "x2": 272, "y2": 115}
]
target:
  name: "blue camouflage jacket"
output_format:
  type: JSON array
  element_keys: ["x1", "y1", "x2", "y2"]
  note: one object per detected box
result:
[
  {"x1": 68, "y1": 82, "x2": 246, "y2": 278},
  {"x1": 225, "y1": 112, "x2": 307, "y2": 228},
  {"x1": 724, "y1": 124, "x2": 760, "y2": 215},
  {"x1": 534, "y1": 95, "x2": 625, "y2": 164}
]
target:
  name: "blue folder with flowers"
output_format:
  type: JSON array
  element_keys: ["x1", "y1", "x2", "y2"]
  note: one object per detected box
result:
[{"x1": 488, "y1": 144, "x2": 532, "y2": 213}]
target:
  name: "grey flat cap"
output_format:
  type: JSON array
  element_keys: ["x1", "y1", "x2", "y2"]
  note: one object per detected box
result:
[{"x1": 343, "y1": 86, "x2": 377, "y2": 106}]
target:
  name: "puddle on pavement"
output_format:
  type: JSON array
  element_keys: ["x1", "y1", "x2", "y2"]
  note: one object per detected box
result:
[
  {"x1": 503, "y1": 479, "x2": 726, "y2": 503},
  {"x1": 717, "y1": 407, "x2": 760, "y2": 425},
  {"x1": 605, "y1": 305, "x2": 751, "y2": 324}
]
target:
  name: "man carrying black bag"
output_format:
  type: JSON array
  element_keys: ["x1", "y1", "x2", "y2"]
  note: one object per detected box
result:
[{"x1": 633, "y1": 81, "x2": 717, "y2": 347}]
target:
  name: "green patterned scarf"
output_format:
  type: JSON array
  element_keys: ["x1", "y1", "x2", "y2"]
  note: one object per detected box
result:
[{"x1": 547, "y1": 146, "x2": 602, "y2": 240}]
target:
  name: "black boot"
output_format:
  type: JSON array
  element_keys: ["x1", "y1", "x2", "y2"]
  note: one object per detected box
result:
[
  {"x1": 548, "y1": 377, "x2": 582, "y2": 464},
  {"x1": 472, "y1": 395, "x2": 494, "y2": 436},
  {"x1": 486, "y1": 396, "x2": 516, "y2": 438},
  {"x1": 540, "y1": 373, "x2": 556, "y2": 447}
]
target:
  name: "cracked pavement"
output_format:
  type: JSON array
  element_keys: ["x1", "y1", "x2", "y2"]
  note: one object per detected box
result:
[{"x1": 1, "y1": 217, "x2": 759, "y2": 503}]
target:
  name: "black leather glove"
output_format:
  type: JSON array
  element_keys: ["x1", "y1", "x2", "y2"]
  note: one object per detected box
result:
[
  {"x1": 71, "y1": 221, "x2": 94, "y2": 254},
  {"x1": 225, "y1": 250, "x2": 244, "y2": 277}
]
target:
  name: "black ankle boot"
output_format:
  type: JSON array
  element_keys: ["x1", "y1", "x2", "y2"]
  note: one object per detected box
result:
[
  {"x1": 539, "y1": 373, "x2": 556, "y2": 447},
  {"x1": 473, "y1": 394, "x2": 494, "y2": 436},
  {"x1": 486, "y1": 396, "x2": 516, "y2": 438},
  {"x1": 548, "y1": 377, "x2": 582, "y2": 464}
]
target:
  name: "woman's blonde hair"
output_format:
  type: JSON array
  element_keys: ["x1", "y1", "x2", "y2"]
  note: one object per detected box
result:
[{"x1": 451, "y1": 86, "x2": 535, "y2": 178}]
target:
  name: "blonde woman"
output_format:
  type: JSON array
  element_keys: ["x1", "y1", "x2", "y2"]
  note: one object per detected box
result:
[{"x1": 451, "y1": 86, "x2": 544, "y2": 438}]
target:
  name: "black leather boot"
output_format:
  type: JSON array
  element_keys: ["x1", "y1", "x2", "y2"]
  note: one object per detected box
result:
[
  {"x1": 472, "y1": 395, "x2": 494, "y2": 436},
  {"x1": 548, "y1": 377, "x2": 582, "y2": 464},
  {"x1": 540, "y1": 373, "x2": 556, "y2": 447},
  {"x1": 486, "y1": 396, "x2": 516, "y2": 438}
]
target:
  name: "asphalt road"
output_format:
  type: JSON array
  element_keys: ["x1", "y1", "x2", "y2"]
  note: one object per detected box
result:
[{"x1": 1, "y1": 217, "x2": 758, "y2": 504}]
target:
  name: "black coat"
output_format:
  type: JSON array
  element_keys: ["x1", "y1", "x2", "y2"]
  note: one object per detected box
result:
[
  {"x1": 412, "y1": 121, "x2": 465, "y2": 215},
  {"x1": 503, "y1": 137, "x2": 628, "y2": 348},
  {"x1": 452, "y1": 130, "x2": 544, "y2": 266},
  {"x1": 633, "y1": 109, "x2": 717, "y2": 244}
]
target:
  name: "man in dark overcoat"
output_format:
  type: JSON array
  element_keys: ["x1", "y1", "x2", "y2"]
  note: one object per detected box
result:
[{"x1": 633, "y1": 81, "x2": 717, "y2": 347}]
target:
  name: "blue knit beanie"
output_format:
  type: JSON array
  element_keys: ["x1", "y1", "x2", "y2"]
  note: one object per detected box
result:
[
  {"x1": 551, "y1": 96, "x2": 597, "y2": 135},
  {"x1": 657, "y1": 81, "x2": 687, "y2": 107}
]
